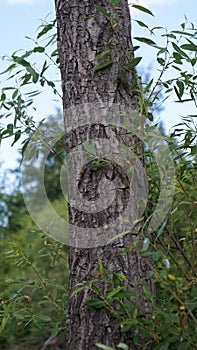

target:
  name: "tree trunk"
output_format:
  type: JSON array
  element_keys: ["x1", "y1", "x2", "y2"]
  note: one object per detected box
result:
[{"x1": 54, "y1": 1, "x2": 154, "y2": 348}]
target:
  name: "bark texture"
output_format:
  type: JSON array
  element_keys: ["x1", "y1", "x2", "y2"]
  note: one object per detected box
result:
[{"x1": 54, "y1": 1, "x2": 154, "y2": 349}]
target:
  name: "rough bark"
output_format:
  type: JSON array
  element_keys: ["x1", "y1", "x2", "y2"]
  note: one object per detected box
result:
[{"x1": 54, "y1": 1, "x2": 154, "y2": 349}]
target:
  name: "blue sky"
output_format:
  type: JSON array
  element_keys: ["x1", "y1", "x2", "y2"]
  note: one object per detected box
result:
[{"x1": 0, "y1": 0, "x2": 197, "y2": 171}]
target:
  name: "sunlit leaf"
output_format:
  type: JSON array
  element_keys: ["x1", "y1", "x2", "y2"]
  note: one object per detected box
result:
[{"x1": 132, "y1": 4, "x2": 154, "y2": 16}]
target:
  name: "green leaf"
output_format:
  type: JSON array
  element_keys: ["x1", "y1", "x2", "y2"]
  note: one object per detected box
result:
[
  {"x1": 70, "y1": 285, "x2": 85, "y2": 298},
  {"x1": 95, "y1": 5, "x2": 111, "y2": 17},
  {"x1": 98, "y1": 259, "x2": 104, "y2": 274},
  {"x1": 110, "y1": 0, "x2": 120, "y2": 5},
  {"x1": 106, "y1": 287, "x2": 124, "y2": 300},
  {"x1": 12, "y1": 55, "x2": 29, "y2": 67},
  {"x1": 117, "y1": 343, "x2": 129, "y2": 350},
  {"x1": 134, "y1": 37, "x2": 156, "y2": 47},
  {"x1": 191, "y1": 58, "x2": 196, "y2": 66},
  {"x1": 125, "y1": 57, "x2": 142, "y2": 70},
  {"x1": 157, "y1": 47, "x2": 167, "y2": 55},
  {"x1": 92, "y1": 60, "x2": 113, "y2": 71},
  {"x1": 11, "y1": 130, "x2": 21, "y2": 146},
  {"x1": 142, "y1": 281, "x2": 153, "y2": 301},
  {"x1": 82, "y1": 140, "x2": 97, "y2": 156},
  {"x1": 181, "y1": 43, "x2": 197, "y2": 51},
  {"x1": 22, "y1": 73, "x2": 32, "y2": 85},
  {"x1": 33, "y1": 46, "x2": 45, "y2": 53},
  {"x1": 1, "y1": 93, "x2": 6, "y2": 101},
  {"x1": 0, "y1": 63, "x2": 16, "y2": 75},
  {"x1": 157, "y1": 57, "x2": 165, "y2": 66},
  {"x1": 0, "y1": 317, "x2": 8, "y2": 332},
  {"x1": 134, "y1": 20, "x2": 149, "y2": 29},
  {"x1": 132, "y1": 5, "x2": 154, "y2": 16},
  {"x1": 143, "y1": 78, "x2": 154, "y2": 94},
  {"x1": 96, "y1": 344, "x2": 114, "y2": 350},
  {"x1": 94, "y1": 50, "x2": 112, "y2": 62},
  {"x1": 142, "y1": 237, "x2": 150, "y2": 252},
  {"x1": 152, "y1": 250, "x2": 162, "y2": 262},
  {"x1": 172, "y1": 42, "x2": 189, "y2": 58},
  {"x1": 52, "y1": 288, "x2": 57, "y2": 301},
  {"x1": 37, "y1": 22, "x2": 54, "y2": 39},
  {"x1": 171, "y1": 30, "x2": 193, "y2": 36},
  {"x1": 176, "y1": 80, "x2": 184, "y2": 98},
  {"x1": 26, "y1": 66, "x2": 39, "y2": 83},
  {"x1": 85, "y1": 299, "x2": 104, "y2": 308},
  {"x1": 155, "y1": 218, "x2": 168, "y2": 240},
  {"x1": 7, "y1": 124, "x2": 13, "y2": 135},
  {"x1": 174, "y1": 85, "x2": 181, "y2": 101},
  {"x1": 12, "y1": 89, "x2": 18, "y2": 99},
  {"x1": 51, "y1": 49, "x2": 58, "y2": 57},
  {"x1": 190, "y1": 145, "x2": 197, "y2": 155},
  {"x1": 44, "y1": 325, "x2": 59, "y2": 346},
  {"x1": 51, "y1": 325, "x2": 59, "y2": 339},
  {"x1": 36, "y1": 315, "x2": 52, "y2": 323}
]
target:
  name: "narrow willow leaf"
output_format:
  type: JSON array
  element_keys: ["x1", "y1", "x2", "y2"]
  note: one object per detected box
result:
[
  {"x1": 125, "y1": 57, "x2": 142, "y2": 70},
  {"x1": 134, "y1": 37, "x2": 156, "y2": 46},
  {"x1": 51, "y1": 49, "x2": 58, "y2": 57},
  {"x1": 117, "y1": 343, "x2": 129, "y2": 350},
  {"x1": 7, "y1": 124, "x2": 13, "y2": 135},
  {"x1": 134, "y1": 20, "x2": 149, "y2": 29},
  {"x1": 171, "y1": 30, "x2": 194, "y2": 37},
  {"x1": 1, "y1": 93, "x2": 6, "y2": 101},
  {"x1": 181, "y1": 43, "x2": 197, "y2": 51},
  {"x1": 40, "y1": 60, "x2": 48, "y2": 76},
  {"x1": 33, "y1": 46, "x2": 45, "y2": 53},
  {"x1": 96, "y1": 344, "x2": 114, "y2": 350},
  {"x1": 191, "y1": 58, "x2": 197, "y2": 66},
  {"x1": 176, "y1": 80, "x2": 184, "y2": 98},
  {"x1": 11, "y1": 130, "x2": 21, "y2": 146},
  {"x1": 106, "y1": 287, "x2": 124, "y2": 300},
  {"x1": 157, "y1": 57, "x2": 165, "y2": 66},
  {"x1": 36, "y1": 315, "x2": 52, "y2": 323},
  {"x1": 155, "y1": 218, "x2": 168, "y2": 240},
  {"x1": 132, "y1": 4, "x2": 154, "y2": 16},
  {"x1": 85, "y1": 299, "x2": 104, "y2": 308},
  {"x1": 94, "y1": 50, "x2": 112, "y2": 62},
  {"x1": 0, "y1": 63, "x2": 16, "y2": 75},
  {"x1": 26, "y1": 66, "x2": 39, "y2": 83},
  {"x1": 37, "y1": 22, "x2": 54, "y2": 39},
  {"x1": 143, "y1": 78, "x2": 154, "y2": 93},
  {"x1": 92, "y1": 60, "x2": 113, "y2": 71},
  {"x1": 70, "y1": 285, "x2": 85, "y2": 298},
  {"x1": 174, "y1": 85, "x2": 181, "y2": 101},
  {"x1": 95, "y1": 5, "x2": 111, "y2": 17},
  {"x1": 172, "y1": 42, "x2": 189, "y2": 58}
]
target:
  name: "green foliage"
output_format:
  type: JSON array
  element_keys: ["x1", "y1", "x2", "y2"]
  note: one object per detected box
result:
[
  {"x1": 0, "y1": 170, "x2": 68, "y2": 350},
  {"x1": 0, "y1": 17, "x2": 59, "y2": 155}
]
